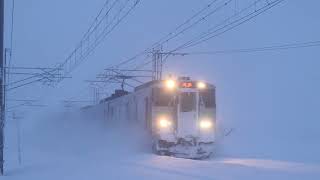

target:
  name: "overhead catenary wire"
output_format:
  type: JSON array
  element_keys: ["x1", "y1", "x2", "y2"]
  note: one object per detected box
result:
[
  {"x1": 104, "y1": 0, "x2": 229, "y2": 69},
  {"x1": 93, "y1": 0, "x2": 234, "y2": 90},
  {"x1": 6, "y1": 67, "x2": 62, "y2": 86},
  {"x1": 173, "y1": 40, "x2": 320, "y2": 55},
  {"x1": 7, "y1": 68, "x2": 70, "y2": 91},
  {"x1": 137, "y1": 0, "x2": 285, "y2": 67},
  {"x1": 7, "y1": 103, "x2": 46, "y2": 111},
  {"x1": 73, "y1": 0, "x2": 285, "y2": 102},
  {"x1": 150, "y1": 0, "x2": 221, "y2": 47},
  {"x1": 90, "y1": 0, "x2": 141, "y2": 57},
  {"x1": 92, "y1": 0, "x2": 235, "y2": 90},
  {"x1": 8, "y1": 0, "x2": 139, "y2": 92},
  {"x1": 80, "y1": 0, "x2": 114, "y2": 40},
  {"x1": 7, "y1": 77, "x2": 50, "y2": 91},
  {"x1": 104, "y1": 0, "x2": 283, "y2": 72},
  {"x1": 57, "y1": 0, "x2": 141, "y2": 79},
  {"x1": 61, "y1": 0, "x2": 120, "y2": 69},
  {"x1": 180, "y1": 0, "x2": 269, "y2": 50},
  {"x1": 153, "y1": 0, "x2": 233, "y2": 48},
  {"x1": 6, "y1": 0, "x2": 141, "y2": 91},
  {"x1": 171, "y1": 0, "x2": 285, "y2": 52},
  {"x1": 137, "y1": 38, "x2": 319, "y2": 69}
]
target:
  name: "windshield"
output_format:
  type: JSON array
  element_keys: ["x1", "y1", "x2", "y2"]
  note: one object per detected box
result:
[
  {"x1": 200, "y1": 89, "x2": 215, "y2": 108},
  {"x1": 153, "y1": 88, "x2": 174, "y2": 106},
  {"x1": 180, "y1": 92, "x2": 196, "y2": 112}
]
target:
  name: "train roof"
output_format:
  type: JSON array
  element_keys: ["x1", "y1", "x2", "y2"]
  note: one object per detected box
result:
[
  {"x1": 134, "y1": 78, "x2": 215, "y2": 92},
  {"x1": 134, "y1": 80, "x2": 161, "y2": 92},
  {"x1": 99, "y1": 89, "x2": 129, "y2": 104},
  {"x1": 99, "y1": 78, "x2": 215, "y2": 104}
]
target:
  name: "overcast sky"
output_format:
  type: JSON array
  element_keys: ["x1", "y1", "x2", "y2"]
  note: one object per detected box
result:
[{"x1": 4, "y1": 0, "x2": 320, "y2": 163}]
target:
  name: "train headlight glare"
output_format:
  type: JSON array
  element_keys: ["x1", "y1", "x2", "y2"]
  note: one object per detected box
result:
[
  {"x1": 199, "y1": 120, "x2": 213, "y2": 129},
  {"x1": 165, "y1": 79, "x2": 176, "y2": 89},
  {"x1": 197, "y1": 82, "x2": 207, "y2": 89},
  {"x1": 158, "y1": 118, "x2": 172, "y2": 128}
]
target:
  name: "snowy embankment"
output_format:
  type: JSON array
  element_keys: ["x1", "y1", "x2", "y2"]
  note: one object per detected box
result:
[{"x1": 3, "y1": 110, "x2": 320, "y2": 180}]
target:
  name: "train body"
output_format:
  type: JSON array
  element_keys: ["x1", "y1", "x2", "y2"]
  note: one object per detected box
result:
[{"x1": 91, "y1": 77, "x2": 216, "y2": 159}]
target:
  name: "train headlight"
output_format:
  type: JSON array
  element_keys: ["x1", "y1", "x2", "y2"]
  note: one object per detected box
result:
[
  {"x1": 158, "y1": 118, "x2": 172, "y2": 128},
  {"x1": 197, "y1": 81, "x2": 207, "y2": 89},
  {"x1": 199, "y1": 119, "x2": 213, "y2": 130},
  {"x1": 165, "y1": 79, "x2": 176, "y2": 89}
]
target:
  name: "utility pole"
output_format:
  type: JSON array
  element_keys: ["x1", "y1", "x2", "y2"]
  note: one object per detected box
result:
[
  {"x1": 0, "y1": 0, "x2": 4, "y2": 175},
  {"x1": 152, "y1": 47, "x2": 163, "y2": 81},
  {"x1": 93, "y1": 86, "x2": 100, "y2": 104},
  {"x1": 12, "y1": 113, "x2": 21, "y2": 165},
  {"x1": 151, "y1": 50, "x2": 187, "y2": 81}
]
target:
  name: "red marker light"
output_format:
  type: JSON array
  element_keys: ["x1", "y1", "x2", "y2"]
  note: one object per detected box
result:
[{"x1": 181, "y1": 82, "x2": 193, "y2": 88}]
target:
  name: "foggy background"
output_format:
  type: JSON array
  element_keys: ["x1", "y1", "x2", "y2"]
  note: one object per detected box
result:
[{"x1": 4, "y1": 0, "x2": 320, "y2": 167}]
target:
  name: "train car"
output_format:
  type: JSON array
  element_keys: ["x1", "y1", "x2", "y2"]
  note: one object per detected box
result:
[{"x1": 94, "y1": 76, "x2": 216, "y2": 159}]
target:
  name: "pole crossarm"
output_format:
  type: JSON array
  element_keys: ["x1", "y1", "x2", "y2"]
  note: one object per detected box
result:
[
  {"x1": 94, "y1": 67, "x2": 154, "y2": 89},
  {"x1": 5, "y1": 66, "x2": 71, "y2": 91},
  {"x1": 6, "y1": 100, "x2": 47, "y2": 111}
]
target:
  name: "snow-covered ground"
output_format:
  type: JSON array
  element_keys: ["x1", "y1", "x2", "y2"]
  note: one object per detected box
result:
[{"x1": 3, "y1": 110, "x2": 320, "y2": 180}]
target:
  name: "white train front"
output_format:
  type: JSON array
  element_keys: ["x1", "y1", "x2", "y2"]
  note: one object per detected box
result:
[{"x1": 87, "y1": 77, "x2": 216, "y2": 159}]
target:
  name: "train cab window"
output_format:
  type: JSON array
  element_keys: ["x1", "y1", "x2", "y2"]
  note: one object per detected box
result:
[
  {"x1": 200, "y1": 89, "x2": 215, "y2": 108},
  {"x1": 153, "y1": 88, "x2": 174, "y2": 106},
  {"x1": 180, "y1": 92, "x2": 196, "y2": 112}
]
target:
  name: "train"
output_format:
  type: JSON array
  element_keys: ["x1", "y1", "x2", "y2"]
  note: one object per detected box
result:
[{"x1": 86, "y1": 76, "x2": 216, "y2": 159}]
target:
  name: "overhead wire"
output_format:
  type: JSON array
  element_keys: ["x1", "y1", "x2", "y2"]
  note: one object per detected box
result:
[
  {"x1": 104, "y1": 0, "x2": 227, "y2": 69},
  {"x1": 65, "y1": 0, "x2": 285, "y2": 101},
  {"x1": 149, "y1": 0, "x2": 220, "y2": 47},
  {"x1": 89, "y1": 0, "x2": 141, "y2": 58},
  {"x1": 92, "y1": 0, "x2": 232, "y2": 92},
  {"x1": 171, "y1": 0, "x2": 285, "y2": 52},
  {"x1": 184, "y1": 0, "x2": 285, "y2": 50},
  {"x1": 174, "y1": 40, "x2": 320, "y2": 55},
  {"x1": 150, "y1": 0, "x2": 284, "y2": 66},
  {"x1": 58, "y1": 0, "x2": 141, "y2": 77},
  {"x1": 97, "y1": 0, "x2": 285, "y2": 90},
  {"x1": 153, "y1": 0, "x2": 233, "y2": 47},
  {"x1": 104, "y1": 0, "x2": 282, "y2": 71},
  {"x1": 7, "y1": 0, "x2": 141, "y2": 91},
  {"x1": 81, "y1": 0, "x2": 114, "y2": 40}
]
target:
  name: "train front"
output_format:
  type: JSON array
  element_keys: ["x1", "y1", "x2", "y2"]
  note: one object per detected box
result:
[{"x1": 152, "y1": 77, "x2": 216, "y2": 159}]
